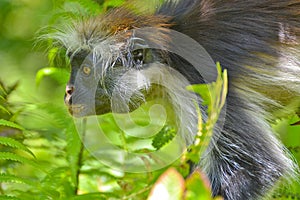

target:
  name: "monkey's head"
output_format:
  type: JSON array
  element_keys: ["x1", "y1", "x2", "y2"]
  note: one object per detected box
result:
[
  {"x1": 59, "y1": 9, "x2": 169, "y2": 117},
  {"x1": 54, "y1": 8, "x2": 209, "y2": 119},
  {"x1": 64, "y1": 39, "x2": 168, "y2": 117}
]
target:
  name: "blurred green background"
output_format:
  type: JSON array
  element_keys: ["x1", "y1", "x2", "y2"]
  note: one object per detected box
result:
[{"x1": 0, "y1": 0, "x2": 59, "y2": 102}]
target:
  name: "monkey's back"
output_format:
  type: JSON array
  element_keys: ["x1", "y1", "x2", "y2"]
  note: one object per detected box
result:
[{"x1": 158, "y1": 0, "x2": 300, "y2": 199}]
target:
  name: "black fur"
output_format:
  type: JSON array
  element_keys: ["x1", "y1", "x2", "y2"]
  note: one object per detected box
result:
[{"x1": 157, "y1": 0, "x2": 299, "y2": 199}]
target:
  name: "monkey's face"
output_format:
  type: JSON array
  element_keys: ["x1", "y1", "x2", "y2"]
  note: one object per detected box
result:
[
  {"x1": 64, "y1": 52, "x2": 110, "y2": 117},
  {"x1": 64, "y1": 37, "x2": 158, "y2": 117}
]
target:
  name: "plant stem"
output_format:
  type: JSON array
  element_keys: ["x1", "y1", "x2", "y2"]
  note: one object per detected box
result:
[{"x1": 74, "y1": 118, "x2": 87, "y2": 194}]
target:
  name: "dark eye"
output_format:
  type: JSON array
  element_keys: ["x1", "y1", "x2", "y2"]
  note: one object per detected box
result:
[
  {"x1": 132, "y1": 49, "x2": 144, "y2": 64},
  {"x1": 82, "y1": 65, "x2": 91, "y2": 75},
  {"x1": 114, "y1": 57, "x2": 123, "y2": 66}
]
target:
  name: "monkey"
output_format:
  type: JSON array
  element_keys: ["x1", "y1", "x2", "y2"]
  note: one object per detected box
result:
[{"x1": 46, "y1": 0, "x2": 300, "y2": 199}]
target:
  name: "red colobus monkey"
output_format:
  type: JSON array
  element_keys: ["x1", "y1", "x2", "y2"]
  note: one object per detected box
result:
[{"x1": 47, "y1": 0, "x2": 300, "y2": 199}]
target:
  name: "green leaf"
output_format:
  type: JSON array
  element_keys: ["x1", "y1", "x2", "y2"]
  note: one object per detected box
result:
[
  {"x1": 152, "y1": 125, "x2": 176, "y2": 150},
  {"x1": 69, "y1": 0, "x2": 102, "y2": 14},
  {"x1": 0, "y1": 105, "x2": 10, "y2": 114},
  {"x1": 0, "y1": 196, "x2": 21, "y2": 200},
  {"x1": 0, "y1": 95, "x2": 5, "y2": 101},
  {"x1": 40, "y1": 167, "x2": 74, "y2": 198},
  {"x1": 47, "y1": 47, "x2": 59, "y2": 65},
  {"x1": 0, "y1": 136, "x2": 35, "y2": 158},
  {"x1": 0, "y1": 152, "x2": 43, "y2": 171},
  {"x1": 0, "y1": 119, "x2": 25, "y2": 131},
  {"x1": 185, "y1": 170, "x2": 213, "y2": 200},
  {"x1": 0, "y1": 84, "x2": 5, "y2": 94},
  {"x1": 186, "y1": 63, "x2": 228, "y2": 163},
  {"x1": 148, "y1": 168, "x2": 185, "y2": 200},
  {"x1": 6, "y1": 82, "x2": 19, "y2": 96},
  {"x1": 0, "y1": 173, "x2": 36, "y2": 186},
  {"x1": 103, "y1": 0, "x2": 124, "y2": 9},
  {"x1": 35, "y1": 67, "x2": 69, "y2": 87},
  {"x1": 186, "y1": 62, "x2": 227, "y2": 117},
  {"x1": 69, "y1": 193, "x2": 108, "y2": 200},
  {"x1": 65, "y1": 119, "x2": 83, "y2": 189}
]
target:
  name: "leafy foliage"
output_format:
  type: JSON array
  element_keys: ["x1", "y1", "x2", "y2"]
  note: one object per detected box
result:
[
  {"x1": 0, "y1": 120, "x2": 24, "y2": 132},
  {"x1": 148, "y1": 168, "x2": 223, "y2": 200},
  {"x1": 0, "y1": 81, "x2": 19, "y2": 121},
  {"x1": 0, "y1": 136, "x2": 34, "y2": 158},
  {"x1": 152, "y1": 125, "x2": 176, "y2": 150},
  {"x1": 186, "y1": 63, "x2": 228, "y2": 164}
]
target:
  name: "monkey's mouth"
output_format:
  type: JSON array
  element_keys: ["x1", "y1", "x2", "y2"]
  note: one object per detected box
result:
[{"x1": 67, "y1": 104, "x2": 85, "y2": 116}]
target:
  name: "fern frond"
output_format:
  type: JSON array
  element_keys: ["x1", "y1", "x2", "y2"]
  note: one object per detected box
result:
[
  {"x1": 0, "y1": 173, "x2": 36, "y2": 186},
  {"x1": 0, "y1": 137, "x2": 35, "y2": 158},
  {"x1": 0, "y1": 195, "x2": 21, "y2": 200},
  {"x1": 0, "y1": 119, "x2": 25, "y2": 131},
  {"x1": 0, "y1": 152, "x2": 43, "y2": 171},
  {"x1": 0, "y1": 105, "x2": 10, "y2": 114},
  {"x1": 65, "y1": 120, "x2": 83, "y2": 189}
]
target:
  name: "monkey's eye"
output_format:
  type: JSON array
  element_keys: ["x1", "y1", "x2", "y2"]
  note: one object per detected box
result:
[
  {"x1": 132, "y1": 49, "x2": 144, "y2": 64},
  {"x1": 82, "y1": 65, "x2": 92, "y2": 75},
  {"x1": 114, "y1": 57, "x2": 123, "y2": 66}
]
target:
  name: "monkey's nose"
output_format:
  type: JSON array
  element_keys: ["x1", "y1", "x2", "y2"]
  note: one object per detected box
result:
[
  {"x1": 65, "y1": 84, "x2": 75, "y2": 105},
  {"x1": 66, "y1": 84, "x2": 75, "y2": 95}
]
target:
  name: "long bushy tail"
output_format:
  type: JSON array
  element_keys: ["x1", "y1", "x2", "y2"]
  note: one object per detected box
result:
[{"x1": 157, "y1": 0, "x2": 300, "y2": 199}]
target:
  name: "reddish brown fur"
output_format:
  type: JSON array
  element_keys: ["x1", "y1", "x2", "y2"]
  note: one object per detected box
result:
[{"x1": 104, "y1": 9, "x2": 171, "y2": 34}]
